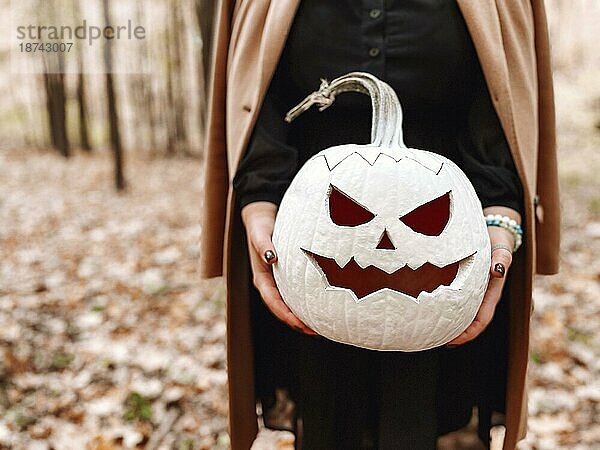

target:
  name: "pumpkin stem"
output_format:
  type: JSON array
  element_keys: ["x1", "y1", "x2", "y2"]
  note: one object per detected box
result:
[
  {"x1": 285, "y1": 79, "x2": 335, "y2": 123},
  {"x1": 285, "y1": 72, "x2": 407, "y2": 149}
]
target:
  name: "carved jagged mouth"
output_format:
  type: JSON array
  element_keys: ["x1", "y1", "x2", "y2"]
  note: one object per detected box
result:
[{"x1": 303, "y1": 249, "x2": 473, "y2": 300}]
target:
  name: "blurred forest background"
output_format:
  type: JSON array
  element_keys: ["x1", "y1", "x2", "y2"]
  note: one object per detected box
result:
[
  {"x1": 1, "y1": 0, "x2": 215, "y2": 188},
  {"x1": 0, "y1": 1, "x2": 599, "y2": 449}
]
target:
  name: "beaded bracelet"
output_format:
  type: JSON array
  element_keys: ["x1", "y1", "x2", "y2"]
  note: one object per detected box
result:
[{"x1": 485, "y1": 214, "x2": 523, "y2": 253}]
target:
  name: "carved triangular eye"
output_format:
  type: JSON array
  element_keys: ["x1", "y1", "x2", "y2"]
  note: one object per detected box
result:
[
  {"x1": 329, "y1": 185, "x2": 375, "y2": 226},
  {"x1": 400, "y1": 192, "x2": 451, "y2": 236}
]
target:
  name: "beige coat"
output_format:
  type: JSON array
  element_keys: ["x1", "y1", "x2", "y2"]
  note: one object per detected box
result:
[{"x1": 200, "y1": 1, "x2": 560, "y2": 448}]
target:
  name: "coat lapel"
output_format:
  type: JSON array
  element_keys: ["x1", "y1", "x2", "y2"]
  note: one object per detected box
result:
[
  {"x1": 230, "y1": 0, "x2": 301, "y2": 172},
  {"x1": 455, "y1": 4, "x2": 534, "y2": 448},
  {"x1": 455, "y1": 0, "x2": 525, "y2": 189},
  {"x1": 257, "y1": 0, "x2": 302, "y2": 98}
]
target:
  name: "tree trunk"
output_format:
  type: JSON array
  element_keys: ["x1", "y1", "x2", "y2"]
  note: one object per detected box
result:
[
  {"x1": 196, "y1": 0, "x2": 215, "y2": 96},
  {"x1": 171, "y1": 0, "x2": 188, "y2": 155},
  {"x1": 131, "y1": 1, "x2": 157, "y2": 155},
  {"x1": 195, "y1": 0, "x2": 216, "y2": 155},
  {"x1": 165, "y1": 27, "x2": 177, "y2": 156},
  {"x1": 75, "y1": 0, "x2": 91, "y2": 152},
  {"x1": 41, "y1": 0, "x2": 70, "y2": 158},
  {"x1": 165, "y1": 0, "x2": 188, "y2": 156},
  {"x1": 103, "y1": 0, "x2": 125, "y2": 190},
  {"x1": 77, "y1": 71, "x2": 92, "y2": 152},
  {"x1": 43, "y1": 63, "x2": 70, "y2": 158}
]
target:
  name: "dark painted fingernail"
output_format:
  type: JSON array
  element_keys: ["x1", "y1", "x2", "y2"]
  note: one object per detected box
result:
[
  {"x1": 494, "y1": 263, "x2": 505, "y2": 277},
  {"x1": 264, "y1": 250, "x2": 276, "y2": 263}
]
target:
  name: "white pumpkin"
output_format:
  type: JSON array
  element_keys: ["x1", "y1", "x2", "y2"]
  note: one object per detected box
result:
[{"x1": 272, "y1": 72, "x2": 490, "y2": 351}]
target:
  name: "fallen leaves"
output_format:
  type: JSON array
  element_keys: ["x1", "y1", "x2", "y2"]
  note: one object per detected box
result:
[{"x1": 0, "y1": 151, "x2": 228, "y2": 449}]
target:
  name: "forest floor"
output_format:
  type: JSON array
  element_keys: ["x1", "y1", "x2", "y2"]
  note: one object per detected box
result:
[{"x1": 1, "y1": 74, "x2": 599, "y2": 449}]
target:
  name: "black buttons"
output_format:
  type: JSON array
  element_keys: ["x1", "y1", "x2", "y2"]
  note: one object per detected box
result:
[
  {"x1": 369, "y1": 8, "x2": 382, "y2": 19},
  {"x1": 368, "y1": 47, "x2": 380, "y2": 57}
]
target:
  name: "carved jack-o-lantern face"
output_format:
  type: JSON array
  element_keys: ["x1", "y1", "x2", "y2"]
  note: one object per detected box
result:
[
  {"x1": 272, "y1": 73, "x2": 490, "y2": 351},
  {"x1": 316, "y1": 185, "x2": 456, "y2": 299}
]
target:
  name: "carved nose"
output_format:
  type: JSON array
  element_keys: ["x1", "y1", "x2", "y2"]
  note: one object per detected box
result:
[{"x1": 376, "y1": 229, "x2": 396, "y2": 250}]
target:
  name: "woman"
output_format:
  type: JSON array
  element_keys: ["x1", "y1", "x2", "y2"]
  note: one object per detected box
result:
[{"x1": 200, "y1": 1, "x2": 560, "y2": 449}]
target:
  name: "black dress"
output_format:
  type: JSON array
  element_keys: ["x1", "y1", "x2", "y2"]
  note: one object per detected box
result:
[{"x1": 233, "y1": 1, "x2": 524, "y2": 449}]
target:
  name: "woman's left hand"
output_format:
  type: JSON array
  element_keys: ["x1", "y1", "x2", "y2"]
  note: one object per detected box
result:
[{"x1": 447, "y1": 207, "x2": 520, "y2": 346}]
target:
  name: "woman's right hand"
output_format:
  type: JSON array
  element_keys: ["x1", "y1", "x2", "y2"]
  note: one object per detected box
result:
[{"x1": 241, "y1": 201, "x2": 317, "y2": 335}]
